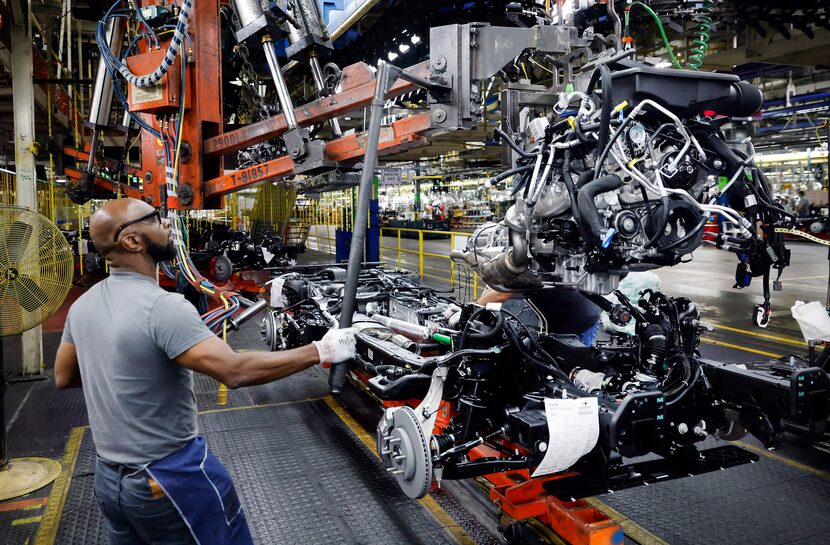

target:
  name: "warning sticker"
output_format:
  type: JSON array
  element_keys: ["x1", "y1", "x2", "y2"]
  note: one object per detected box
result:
[{"x1": 132, "y1": 84, "x2": 163, "y2": 104}]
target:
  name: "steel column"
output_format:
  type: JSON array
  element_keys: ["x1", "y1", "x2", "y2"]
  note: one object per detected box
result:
[{"x1": 11, "y1": 0, "x2": 43, "y2": 376}]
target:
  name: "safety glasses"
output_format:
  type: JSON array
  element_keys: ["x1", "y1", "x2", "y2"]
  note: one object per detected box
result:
[{"x1": 113, "y1": 210, "x2": 162, "y2": 242}]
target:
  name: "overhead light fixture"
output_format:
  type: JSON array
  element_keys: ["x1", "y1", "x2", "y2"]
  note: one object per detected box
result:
[
  {"x1": 411, "y1": 35, "x2": 421, "y2": 44},
  {"x1": 388, "y1": 51, "x2": 398, "y2": 61},
  {"x1": 399, "y1": 44, "x2": 410, "y2": 53}
]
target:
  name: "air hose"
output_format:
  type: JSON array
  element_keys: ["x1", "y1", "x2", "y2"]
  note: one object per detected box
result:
[
  {"x1": 99, "y1": 0, "x2": 194, "y2": 88},
  {"x1": 687, "y1": 1, "x2": 714, "y2": 71},
  {"x1": 628, "y1": 2, "x2": 682, "y2": 69}
]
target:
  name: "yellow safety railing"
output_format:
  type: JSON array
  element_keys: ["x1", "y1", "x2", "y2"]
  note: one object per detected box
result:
[
  {"x1": 288, "y1": 213, "x2": 482, "y2": 301},
  {"x1": 379, "y1": 227, "x2": 480, "y2": 301},
  {"x1": 304, "y1": 223, "x2": 337, "y2": 254}
]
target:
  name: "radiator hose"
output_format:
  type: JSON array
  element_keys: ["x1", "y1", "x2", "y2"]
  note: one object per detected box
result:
[{"x1": 576, "y1": 174, "x2": 622, "y2": 246}]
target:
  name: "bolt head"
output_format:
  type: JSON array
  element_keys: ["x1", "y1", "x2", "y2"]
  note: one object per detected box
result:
[
  {"x1": 291, "y1": 146, "x2": 301, "y2": 157},
  {"x1": 432, "y1": 108, "x2": 447, "y2": 123},
  {"x1": 432, "y1": 56, "x2": 447, "y2": 72}
]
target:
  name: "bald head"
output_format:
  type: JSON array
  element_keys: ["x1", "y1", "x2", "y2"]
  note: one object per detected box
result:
[{"x1": 89, "y1": 198, "x2": 157, "y2": 259}]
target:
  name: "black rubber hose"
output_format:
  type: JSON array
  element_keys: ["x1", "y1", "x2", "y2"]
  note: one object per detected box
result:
[
  {"x1": 495, "y1": 127, "x2": 534, "y2": 158},
  {"x1": 466, "y1": 311, "x2": 504, "y2": 342},
  {"x1": 639, "y1": 184, "x2": 669, "y2": 249},
  {"x1": 576, "y1": 170, "x2": 593, "y2": 189},
  {"x1": 593, "y1": 114, "x2": 636, "y2": 179},
  {"x1": 561, "y1": 150, "x2": 592, "y2": 243},
  {"x1": 666, "y1": 359, "x2": 701, "y2": 406},
  {"x1": 586, "y1": 64, "x2": 612, "y2": 155},
  {"x1": 577, "y1": 174, "x2": 623, "y2": 244},
  {"x1": 491, "y1": 163, "x2": 534, "y2": 185},
  {"x1": 573, "y1": 118, "x2": 595, "y2": 146}
]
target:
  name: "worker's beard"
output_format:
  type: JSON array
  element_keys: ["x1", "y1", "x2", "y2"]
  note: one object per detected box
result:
[{"x1": 141, "y1": 234, "x2": 177, "y2": 263}]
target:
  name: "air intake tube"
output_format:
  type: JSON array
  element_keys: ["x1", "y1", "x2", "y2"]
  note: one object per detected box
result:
[{"x1": 640, "y1": 324, "x2": 668, "y2": 374}]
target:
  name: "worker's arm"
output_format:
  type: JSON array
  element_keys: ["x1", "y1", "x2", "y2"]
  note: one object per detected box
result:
[
  {"x1": 476, "y1": 287, "x2": 514, "y2": 305},
  {"x1": 55, "y1": 342, "x2": 82, "y2": 389},
  {"x1": 175, "y1": 336, "x2": 321, "y2": 389},
  {"x1": 175, "y1": 327, "x2": 357, "y2": 389}
]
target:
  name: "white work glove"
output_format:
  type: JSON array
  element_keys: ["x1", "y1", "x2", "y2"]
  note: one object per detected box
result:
[{"x1": 313, "y1": 327, "x2": 358, "y2": 364}]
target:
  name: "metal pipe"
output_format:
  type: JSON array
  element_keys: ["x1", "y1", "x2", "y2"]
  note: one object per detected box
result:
[
  {"x1": 88, "y1": 17, "x2": 124, "y2": 128},
  {"x1": 369, "y1": 314, "x2": 432, "y2": 341},
  {"x1": 262, "y1": 38, "x2": 299, "y2": 129},
  {"x1": 607, "y1": 0, "x2": 622, "y2": 50},
  {"x1": 233, "y1": 0, "x2": 266, "y2": 29},
  {"x1": 229, "y1": 298, "x2": 269, "y2": 330},
  {"x1": 309, "y1": 55, "x2": 342, "y2": 136},
  {"x1": 331, "y1": 60, "x2": 398, "y2": 392}
]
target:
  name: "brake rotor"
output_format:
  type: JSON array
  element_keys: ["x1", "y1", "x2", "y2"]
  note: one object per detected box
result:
[
  {"x1": 376, "y1": 407, "x2": 432, "y2": 499},
  {"x1": 211, "y1": 255, "x2": 233, "y2": 283},
  {"x1": 260, "y1": 311, "x2": 281, "y2": 351}
]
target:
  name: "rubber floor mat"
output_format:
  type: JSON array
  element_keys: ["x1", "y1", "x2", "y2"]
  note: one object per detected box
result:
[{"x1": 54, "y1": 399, "x2": 465, "y2": 545}]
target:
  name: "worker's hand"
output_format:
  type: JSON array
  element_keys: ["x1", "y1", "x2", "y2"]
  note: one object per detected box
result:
[{"x1": 313, "y1": 327, "x2": 358, "y2": 364}]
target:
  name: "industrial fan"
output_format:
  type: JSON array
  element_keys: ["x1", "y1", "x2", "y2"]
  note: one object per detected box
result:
[{"x1": 0, "y1": 205, "x2": 74, "y2": 501}]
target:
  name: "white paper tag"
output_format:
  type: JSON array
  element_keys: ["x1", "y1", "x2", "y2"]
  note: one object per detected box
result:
[
  {"x1": 744, "y1": 194, "x2": 757, "y2": 208},
  {"x1": 531, "y1": 397, "x2": 599, "y2": 477},
  {"x1": 269, "y1": 277, "x2": 286, "y2": 308},
  {"x1": 261, "y1": 247, "x2": 275, "y2": 264}
]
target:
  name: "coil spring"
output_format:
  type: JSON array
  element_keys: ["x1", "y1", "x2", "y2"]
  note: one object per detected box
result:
[{"x1": 687, "y1": 1, "x2": 714, "y2": 70}]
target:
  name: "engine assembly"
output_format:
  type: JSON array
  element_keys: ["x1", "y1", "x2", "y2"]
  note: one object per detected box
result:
[{"x1": 452, "y1": 60, "x2": 792, "y2": 327}]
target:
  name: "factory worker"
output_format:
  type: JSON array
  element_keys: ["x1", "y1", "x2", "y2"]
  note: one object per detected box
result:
[{"x1": 54, "y1": 197, "x2": 356, "y2": 545}]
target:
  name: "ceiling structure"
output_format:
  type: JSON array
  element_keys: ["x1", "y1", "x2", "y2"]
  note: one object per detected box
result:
[{"x1": 0, "y1": 0, "x2": 827, "y2": 179}]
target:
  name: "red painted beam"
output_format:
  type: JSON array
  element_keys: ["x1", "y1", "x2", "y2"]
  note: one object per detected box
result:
[
  {"x1": 203, "y1": 113, "x2": 431, "y2": 197},
  {"x1": 202, "y1": 61, "x2": 431, "y2": 158}
]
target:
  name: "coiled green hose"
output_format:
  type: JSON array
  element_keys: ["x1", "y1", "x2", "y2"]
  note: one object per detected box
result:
[{"x1": 687, "y1": 1, "x2": 714, "y2": 70}]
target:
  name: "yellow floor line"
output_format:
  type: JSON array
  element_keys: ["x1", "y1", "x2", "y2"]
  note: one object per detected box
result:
[
  {"x1": 12, "y1": 516, "x2": 43, "y2": 526},
  {"x1": 197, "y1": 396, "x2": 326, "y2": 415},
  {"x1": 779, "y1": 274, "x2": 828, "y2": 281},
  {"x1": 710, "y1": 324, "x2": 804, "y2": 347},
  {"x1": 700, "y1": 338, "x2": 783, "y2": 358},
  {"x1": 584, "y1": 498, "x2": 670, "y2": 545},
  {"x1": 34, "y1": 426, "x2": 85, "y2": 545},
  {"x1": 322, "y1": 396, "x2": 476, "y2": 545},
  {"x1": 733, "y1": 441, "x2": 830, "y2": 481}
]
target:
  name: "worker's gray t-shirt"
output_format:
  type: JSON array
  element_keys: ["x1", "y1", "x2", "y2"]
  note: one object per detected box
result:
[{"x1": 61, "y1": 271, "x2": 215, "y2": 466}]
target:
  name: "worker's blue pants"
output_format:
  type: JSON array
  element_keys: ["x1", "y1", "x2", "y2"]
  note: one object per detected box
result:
[
  {"x1": 94, "y1": 437, "x2": 254, "y2": 545},
  {"x1": 94, "y1": 457, "x2": 196, "y2": 545}
]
